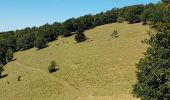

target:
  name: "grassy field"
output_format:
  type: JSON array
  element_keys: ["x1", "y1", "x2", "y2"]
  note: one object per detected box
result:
[{"x1": 0, "y1": 22, "x2": 151, "y2": 100}]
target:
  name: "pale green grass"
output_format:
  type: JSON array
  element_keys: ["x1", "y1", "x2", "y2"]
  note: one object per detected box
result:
[{"x1": 0, "y1": 23, "x2": 151, "y2": 100}]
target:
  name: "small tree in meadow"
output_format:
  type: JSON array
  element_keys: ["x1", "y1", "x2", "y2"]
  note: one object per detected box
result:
[
  {"x1": 75, "y1": 30, "x2": 87, "y2": 43},
  {"x1": 48, "y1": 61, "x2": 57, "y2": 73},
  {"x1": 111, "y1": 30, "x2": 119, "y2": 38},
  {"x1": 18, "y1": 75, "x2": 21, "y2": 81}
]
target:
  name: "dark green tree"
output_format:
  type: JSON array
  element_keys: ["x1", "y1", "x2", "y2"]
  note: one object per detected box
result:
[
  {"x1": 62, "y1": 30, "x2": 72, "y2": 37},
  {"x1": 75, "y1": 30, "x2": 87, "y2": 43},
  {"x1": 48, "y1": 61, "x2": 57, "y2": 73},
  {"x1": 133, "y1": 31, "x2": 170, "y2": 99},
  {"x1": 123, "y1": 5, "x2": 145, "y2": 23},
  {"x1": 16, "y1": 32, "x2": 35, "y2": 50},
  {"x1": 6, "y1": 49, "x2": 14, "y2": 62},
  {"x1": 34, "y1": 36, "x2": 47, "y2": 49},
  {"x1": 140, "y1": 4, "x2": 155, "y2": 24},
  {"x1": 162, "y1": 0, "x2": 170, "y2": 3}
]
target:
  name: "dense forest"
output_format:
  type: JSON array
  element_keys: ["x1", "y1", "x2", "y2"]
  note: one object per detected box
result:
[{"x1": 1, "y1": 0, "x2": 170, "y2": 99}]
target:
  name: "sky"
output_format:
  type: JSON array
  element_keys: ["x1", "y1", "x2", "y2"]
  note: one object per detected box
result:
[{"x1": 0, "y1": 0, "x2": 160, "y2": 32}]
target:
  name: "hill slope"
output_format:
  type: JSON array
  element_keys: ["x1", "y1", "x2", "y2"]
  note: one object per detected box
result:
[{"x1": 0, "y1": 23, "x2": 150, "y2": 100}]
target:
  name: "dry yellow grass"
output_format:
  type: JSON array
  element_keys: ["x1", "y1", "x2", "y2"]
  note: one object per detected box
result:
[{"x1": 0, "y1": 22, "x2": 151, "y2": 100}]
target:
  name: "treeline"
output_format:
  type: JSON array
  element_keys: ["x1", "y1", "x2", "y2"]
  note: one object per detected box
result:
[{"x1": 0, "y1": 1, "x2": 169, "y2": 65}]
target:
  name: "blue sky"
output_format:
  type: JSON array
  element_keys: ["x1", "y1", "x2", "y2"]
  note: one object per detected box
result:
[{"x1": 0, "y1": 0, "x2": 160, "y2": 32}]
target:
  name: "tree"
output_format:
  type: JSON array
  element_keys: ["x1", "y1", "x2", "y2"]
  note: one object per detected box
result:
[
  {"x1": 6, "y1": 49, "x2": 14, "y2": 62},
  {"x1": 48, "y1": 61, "x2": 57, "y2": 73},
  {"x1": 123, "y1": 5, "x2": 145, "y2": 23},
  {"x1": 0, "y1": 64, "x2": 4, "y2": 77},
  {"x1": 162, "y1": 0, "x2": 170, "y2": 3},
  {"x1": 140, "y1": 4, "x2": 155, "y2": 25},
  {"x1": 63, "y1": 18, "x2": 77, "y2": 32},
  {"x1": 34, "y1": 36, "x2": 47, "y2": 49},
  {"x1": 75, "y1": 30, "x2": 87, "y2": 43},
  {"x1": 16, "y1": 32, "x2": 35, "y2": 50},
  {"x1": 117, "y1": 17, "x2": 125, "y2": 23},
  {"x1": 0, "y1": 38, "x2": 7, "y2": 64},
  {"x1": 162, "y1": 0, "x2": 170, "y2": 10},
  {"x1": 62, "y1": 30, "x2": 72, "y2": 37},
  {"x1": 133, "y1": 31, "x2": 170, "y2": 100}
]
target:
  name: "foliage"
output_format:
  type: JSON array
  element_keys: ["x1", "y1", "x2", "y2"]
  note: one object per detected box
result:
[
  {"x1": 93, "y1": 9, "x2": 119, "y2": 26},
  {"x1": 75, "y1": 31, "x2": 87, "y2": 43},
  {"x1": 48, "y1": 61, "x2": 57, "y2": 73},
  {"x1": 152, "y1": 22, "x2": 170, "y2": 32},
  {"x1": 62, "y1": 30, "x2": 72, "y2": 37},
  {"x1": 117, "y1": 17, "x2": 125, "y2": 23},
  {"x1": 133, "y1": 31, "x2": 170, "y2": 100},
  {"x1": 162, "y1": 0, "x2": 170, "y2": 3},
  {"x1": 34, "y1": 36, "x2": 47, "y2": 49},
  {"x1": 6, "y1": 49, "x2": 14, "y2": 62},
  {"x1": 121, "y1": 4, "x2": 145, "y2": 23},
  {"x1": 140, "y1": 3, "x2": 155, "y2": 25}
]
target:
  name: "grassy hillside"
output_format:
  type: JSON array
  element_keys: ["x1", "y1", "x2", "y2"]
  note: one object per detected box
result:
[{"x1": 0, "y1": 23, "x2": 151, "y2": 100}]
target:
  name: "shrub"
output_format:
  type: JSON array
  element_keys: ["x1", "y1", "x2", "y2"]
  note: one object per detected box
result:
[
  {"x1": 48, "y1": 61, "x2": 56, "y2": 73},
  {"x1": 6, "y1": 49, "x2": 14, "y2": 62},
  {"x1": 75, "y1": 31, "x2": 87, "y2": 43},
  {"x1": 117, "y1": 17, "x2": 125, "y2": 23},
  {"x1": 133, "y1": 31, "x2": 170, "y2": 99},
  {"x1": 111, "y1": 30, "x2": 119, "y2": 38},
  {"x1": 17, "y1": 75, "x2": 21, "y2": 81}
]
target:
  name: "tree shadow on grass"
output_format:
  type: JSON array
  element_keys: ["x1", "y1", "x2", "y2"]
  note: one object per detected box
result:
[
  {"x1": 11, "y1": 58, "x2": 17, "y2": 62},
  {"x1": 0, "y1": 74, "x2": 8, "y2": 79},
  {"x1": 36, "y1": 45, "x2": 49, "y2": 50},
  {"x1": 49, "y1": 68, "x2": 60, "y2": 73}
]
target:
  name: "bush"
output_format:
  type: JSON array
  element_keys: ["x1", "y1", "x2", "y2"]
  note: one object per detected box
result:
[
  {"x1": 133, "y1": 31, "x2": 170, "y2": 99},
  {"x1": 75, "y1": 31, "x2": 87, "y2": 43},
  {"x1": 17, "y1": 75, "x2": 21, "y2": 81},
  {"x1": 48, "y1": 61, "x2": 57, "y2": 73},
  {"x1": 117, "y1": 17, "x2": 125, "y2": 23},
  {"x1": 5, "y1": 49, "x2": 14, "y2": 62},
  {"x1": 111, "y1": 30, "x2": 119, "y2": 38}
]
